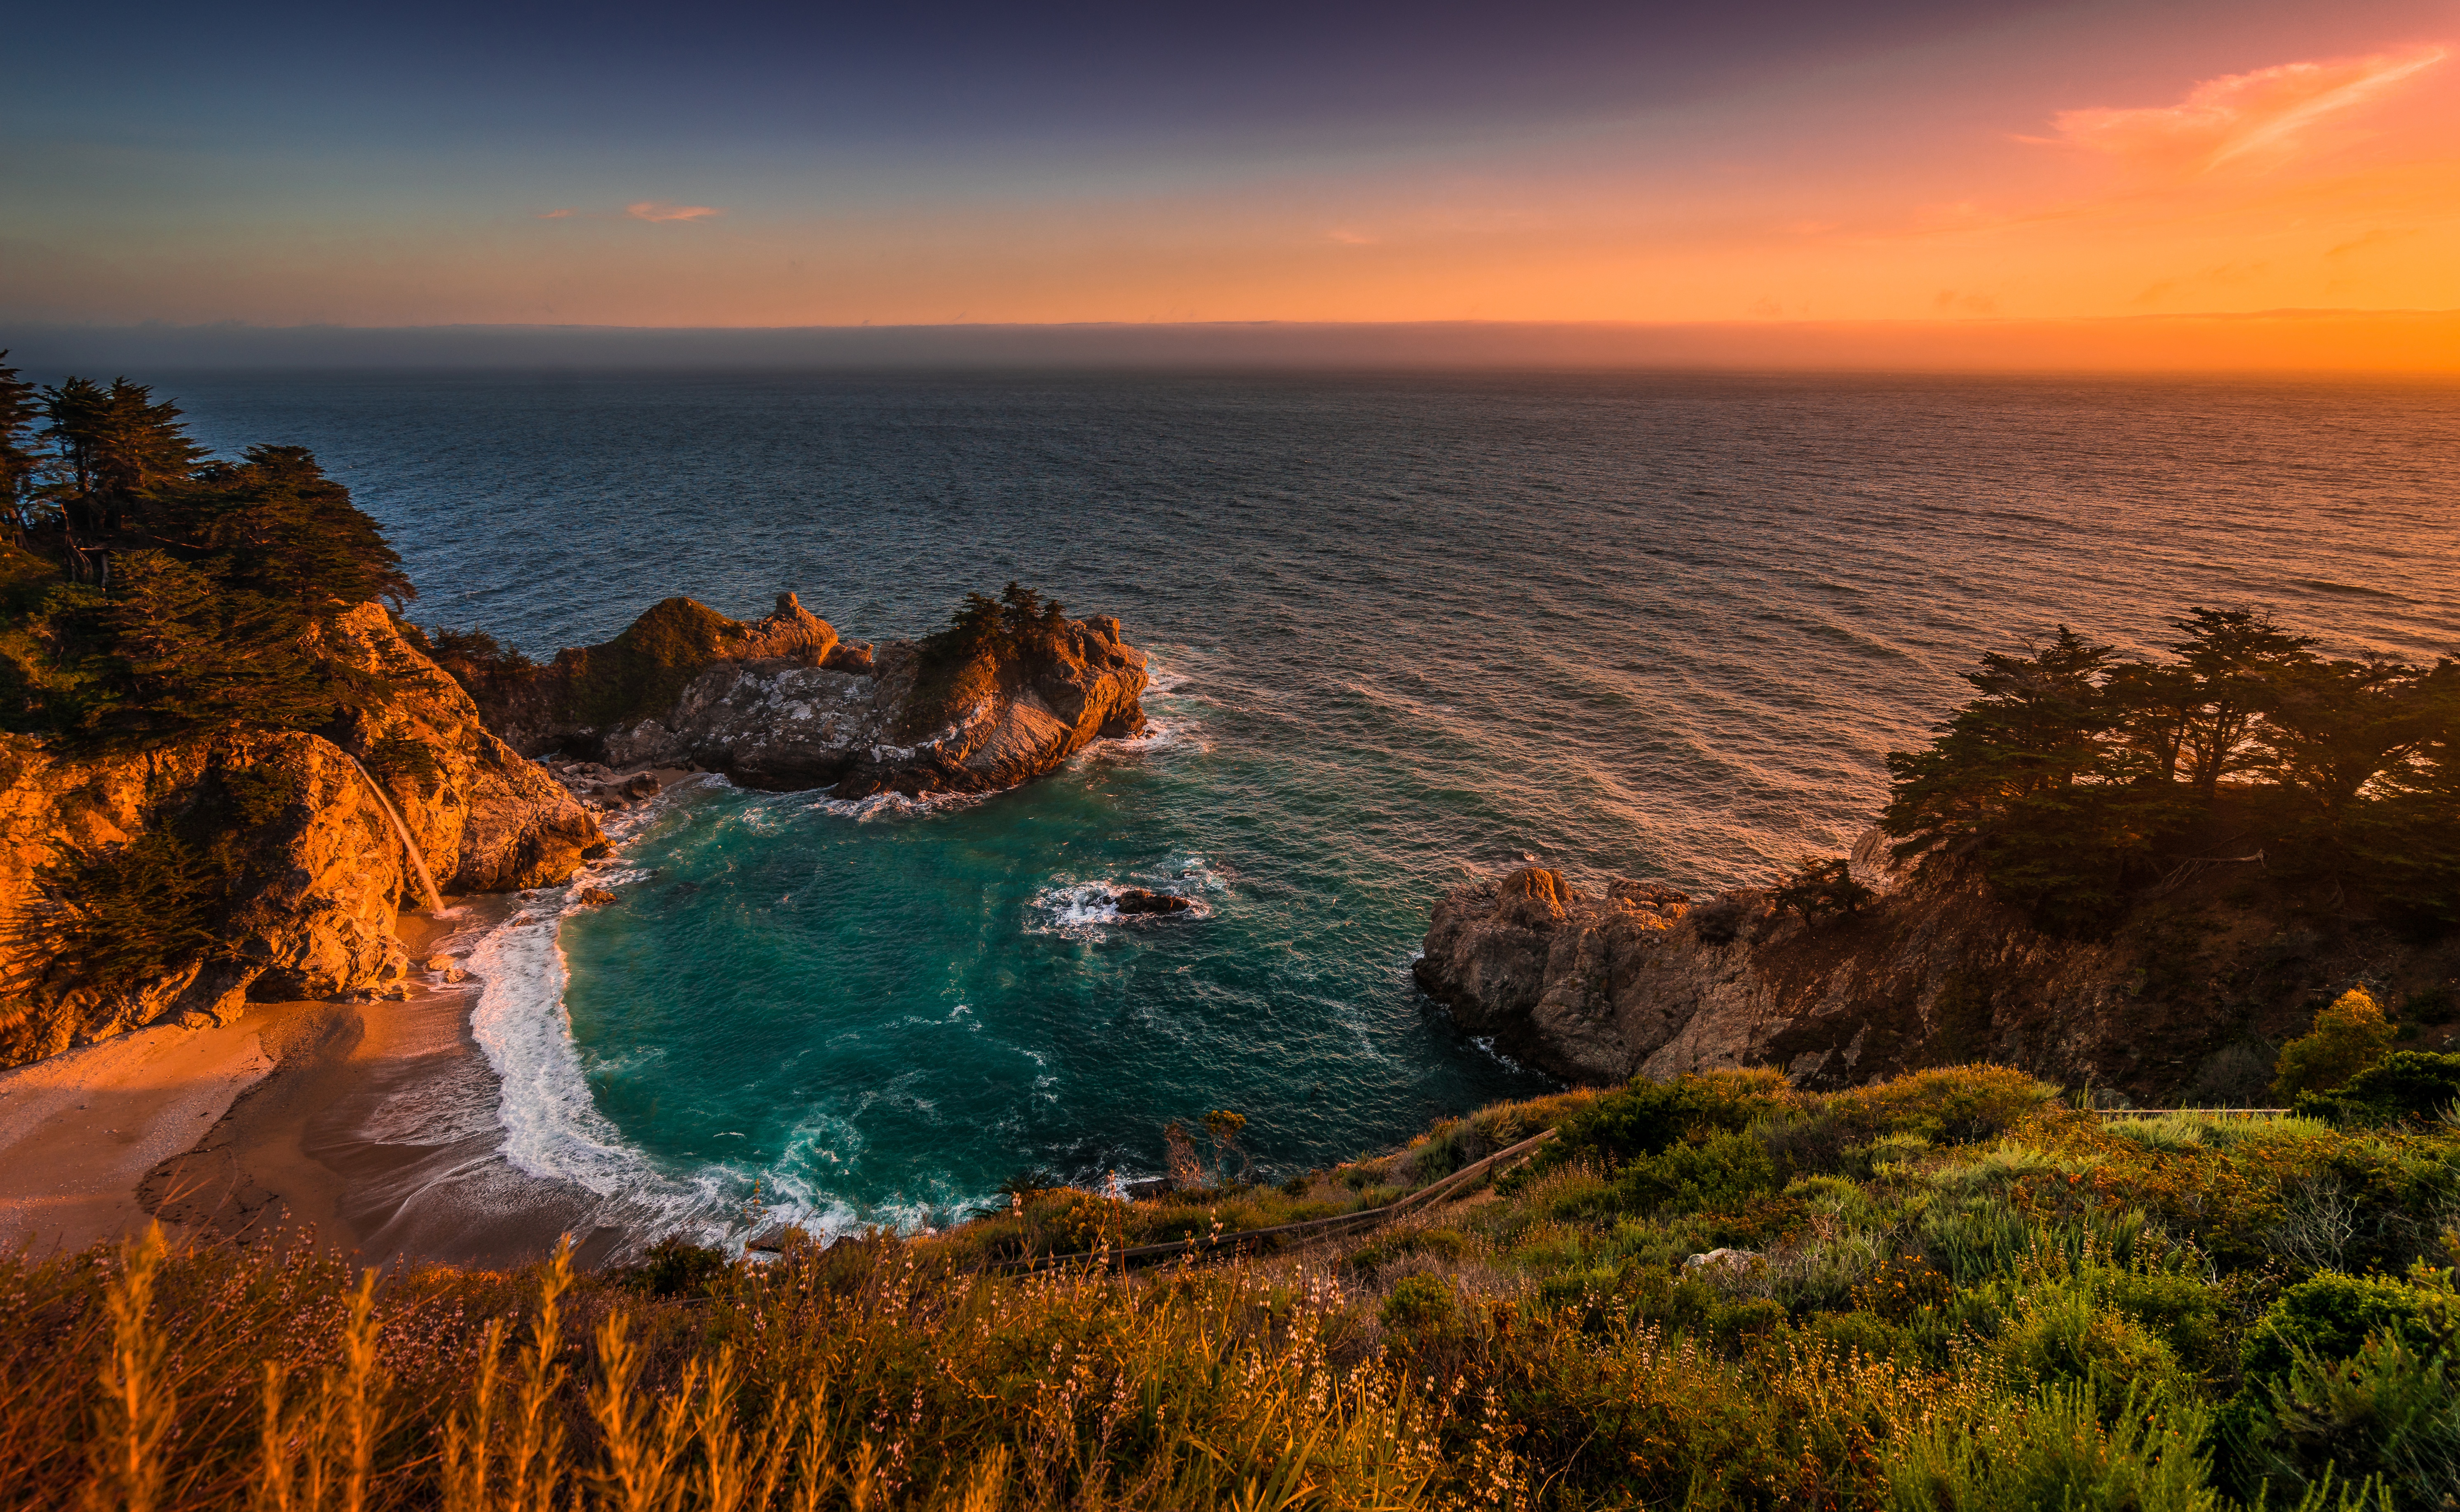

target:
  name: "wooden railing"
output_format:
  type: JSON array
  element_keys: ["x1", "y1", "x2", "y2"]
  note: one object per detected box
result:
[{"x1": 996, "y1": 1128, "x2": 1558, "y2": 1274}]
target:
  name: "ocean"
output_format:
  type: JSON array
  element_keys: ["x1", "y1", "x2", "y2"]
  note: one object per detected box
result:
[{"x1": 168, "y1": 370, "x2": 2460, "y2": 1240}]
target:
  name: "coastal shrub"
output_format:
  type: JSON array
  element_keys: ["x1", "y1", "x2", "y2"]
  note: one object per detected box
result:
[
  {"x1": 1380, "y1": 1273, "x2": 1459, "y2": 1332},
  {"x1": 1822, "y1": 1064, "x2": 2059, "y2": 1146},
  {"x1": 1772, "y1": 855, "x2": 1875, "y2": 923},
  {"x1": 1879, "y1": 1381, "x2": 2216, "y2": 1512},
  {"x1": 2276, "y1": 988, "x2": 2399, "y2": 1099},
  {"x1": 628, "y1": 1236, "x2": 729, "y2": 1297},
  {"x1": 28, "y1": 1065, "x2": 2460, "y2": 1510},
  {"x1": 425, "y1": 623, "x2": 538, "y2": 691},
  {"x1": 1544, "y1": 1069, "x2": 1791, "y2": 1174},
  {"x1": 2234, "y1": 1333, "x2": 2460, "y2": 1508},
  {"x1": 2294, "y1": 1053, "x2": 2460, "y2": 1128},
  {"x1": 2239, "y1": 1272, "x2": 2455, "y2": 1386}
]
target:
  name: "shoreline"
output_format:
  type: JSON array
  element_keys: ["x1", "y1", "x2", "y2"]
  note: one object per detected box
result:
[
  {"x1": 141, "y1": 898, "x2": 625, "y2": 1269},
  {"x1": 1, "y1": 898, "x2": 613, "y2": 1269},
  {"x1": 0, "y1": 767, "x2": 703, "y2": 1269}
]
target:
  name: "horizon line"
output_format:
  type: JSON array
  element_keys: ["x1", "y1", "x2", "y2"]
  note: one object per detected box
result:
[{"x1": 6, "y1": 308, "x2": 2456, "y2": 375}]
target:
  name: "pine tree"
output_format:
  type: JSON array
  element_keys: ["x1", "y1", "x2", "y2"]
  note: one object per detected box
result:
[
  {"x1": 2165, "y1": 607, "x2": 2316, "y2": 801},
  {"x1": 0, "y1": 351, "x2": 47, "y2": 536},
  {"x1": 39, "y1": 376, "x2": 207, "y2": 534},
  {"x1": 155, "y1": 445, "x2": 412, "y2": 616}
]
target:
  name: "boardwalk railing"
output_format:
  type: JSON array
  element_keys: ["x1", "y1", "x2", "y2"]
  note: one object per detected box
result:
[{"x1": 996, "y1": 1128, "x2": 1558, "y2": 1274}]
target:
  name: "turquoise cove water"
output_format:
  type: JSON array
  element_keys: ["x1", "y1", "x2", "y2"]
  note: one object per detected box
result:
[{"x1": 167, "y1": 371, "x2": 2460, "y2": 1237}]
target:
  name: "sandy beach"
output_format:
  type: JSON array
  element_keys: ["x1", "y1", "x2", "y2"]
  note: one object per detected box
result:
[
  {"x1": 0, "y1": 1010, "x2": 277, "y2": 1252},
  {"x1": 1, "y1": 899, "x2": 617, "y2": 1269}
]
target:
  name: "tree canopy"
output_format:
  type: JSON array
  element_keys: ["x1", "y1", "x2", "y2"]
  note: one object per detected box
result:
[
  {"x1": 0, "y1": 357, "x2": 418, "y2": 745},
  {"x1": 1883, "y1": 607, "x2": 2460, "y2": 929}
]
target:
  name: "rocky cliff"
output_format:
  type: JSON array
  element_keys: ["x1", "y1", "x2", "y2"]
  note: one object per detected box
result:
[
  {"x1": 1415, "y1": 832, "x2": 2460, "y2": 1104},
  {"x1": 0, "y1": 603, "x2": 603, "y2": 1066},
  {"x1": 467, "y1": 593, "x2": 1150, "y2": 797}
]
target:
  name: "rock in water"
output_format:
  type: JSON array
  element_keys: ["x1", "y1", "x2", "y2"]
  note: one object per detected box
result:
[
  {"x1": 460, "y1": 593, "x2": 1149, "y2": 799},
  {"x1": 1112, "y1": 888, "x2": 1194, "y2": 916}
]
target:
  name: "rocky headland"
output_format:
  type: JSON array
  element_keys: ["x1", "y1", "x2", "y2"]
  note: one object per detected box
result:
[
  {"x1": 441, "y1": 591, "x2": 1148, "y2": 798},
  {"x1": 0, "y1": 603, "x2": 604, "y2": 1066},
  {"x1": 1415, "y1": 831, "x2": 2460, "y2": 1105}
]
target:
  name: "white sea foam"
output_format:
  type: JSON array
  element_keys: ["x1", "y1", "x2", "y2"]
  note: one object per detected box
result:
[
  {"x1": 805, "y1": 787, "x2": 987, "y2": 822},
  {"x1": 1027, "y1": 852, "x2": 1229, "y2": 939},
  {"x1": 465, "y1": 894, "x2": 648, "y2": 1197}
]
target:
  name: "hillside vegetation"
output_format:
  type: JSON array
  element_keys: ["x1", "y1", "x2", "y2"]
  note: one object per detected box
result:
[{"x1": 16, "y1": 1050, "x2": 2460, "y2": 1510}]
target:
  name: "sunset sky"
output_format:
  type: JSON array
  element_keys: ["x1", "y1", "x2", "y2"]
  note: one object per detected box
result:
[{"x1": 4, "y1": 0, "x2": 2456, "y2": 366}]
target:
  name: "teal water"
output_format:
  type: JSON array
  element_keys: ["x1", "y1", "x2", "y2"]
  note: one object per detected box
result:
[{"x1": 166, "y1": 371, "x2": 2460, "y2": 1238}]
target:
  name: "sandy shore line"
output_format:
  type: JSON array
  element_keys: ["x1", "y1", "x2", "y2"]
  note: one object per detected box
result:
[
  {"x1": 2, "y1": 903, "x2": 612, "y2": 1269},
  {"x1": 0, "y1": 1010, "x2": 277, "y2": 1252},
  {"x1": 1, "y1": 767, "x2": 698, "y2": 1270}
]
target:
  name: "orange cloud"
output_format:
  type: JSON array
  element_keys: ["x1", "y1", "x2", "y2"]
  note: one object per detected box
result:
[
  {"x1": 627, "y1": 202, "x2": 723, "y2": 223},
  {"x1": 535, "y1": 207, "x2": 578, "y2": 219},
  {"x1": 2043, "y1": 46, "x2": 2446, "y2": 173}
]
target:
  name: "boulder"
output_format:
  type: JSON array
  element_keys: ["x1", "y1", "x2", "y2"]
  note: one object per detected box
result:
[{"x1": 1113, "y1": 888, "x2": 1194, "y2": 916}]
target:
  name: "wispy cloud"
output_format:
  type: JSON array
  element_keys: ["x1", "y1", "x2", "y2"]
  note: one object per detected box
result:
[
  {"x1": 2327, "y1": 226, "x2": 2424, "y2": 257},
  {"x1": 535, "y1": 207, "x2": 578, "y2": 219},
  {"x1": 1327, "y1": 228, "x2": 1377, "y2": 245},
  {"x1": 2041, "y1": 47, "x2": 2446, "y2": 173},
  {"x1": 627, "y1": 201, "x2": 723, "y2": 223}
]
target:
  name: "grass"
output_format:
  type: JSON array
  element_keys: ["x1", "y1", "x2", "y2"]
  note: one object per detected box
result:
[{"x1": 8, "y1": 1065, "x2": 2458, "y2": 1509}]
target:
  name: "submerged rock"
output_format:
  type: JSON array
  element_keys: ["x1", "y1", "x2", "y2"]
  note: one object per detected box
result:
[{"x1": 1112, "y1": 888, "x2": 1194, "y2": 916}]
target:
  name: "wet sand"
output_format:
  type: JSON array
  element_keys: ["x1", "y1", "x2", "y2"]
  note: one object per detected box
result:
[{"x1": 136, "y1": 901, "x2": 629, "y2": 1270}]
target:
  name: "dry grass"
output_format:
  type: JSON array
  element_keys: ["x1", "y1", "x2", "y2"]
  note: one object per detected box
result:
[{"x1": 5, "y1": 1066, "x2": 2446, "y2": 1510}]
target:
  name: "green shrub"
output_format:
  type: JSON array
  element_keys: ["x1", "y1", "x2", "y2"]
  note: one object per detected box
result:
[
  {"x1": 627, "y1": 1236, "x2": 730, "y2": 1297},
  {"x1": 2237, "y1": 1334, "x2": 2460, "y2": 1508},
  {"x1": 1615, "y1": 1128, "x2": 1784, "y2": 1215},
  {"x1": 2276, "y1": 988, "x2": 2399, "y2": 1099},
  {"x1": 2241, "y1": 1272, "x2": 2455, "y2": 1385},
  {"x1": 2294, "y1": 1053, "x2": 2460, "y2": 1128},
  {"x1": 1880, "y1": 1381, "x2": 2215, "y2": 1512},
  {"x1": 1380, "y1": 1273, "x2": 1458, "y2": 1332},
  {"x1": 1547, "y1": 1069, "x2": 1791, "y2": 1172}
]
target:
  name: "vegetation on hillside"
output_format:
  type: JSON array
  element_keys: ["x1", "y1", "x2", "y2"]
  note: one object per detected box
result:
[
  {"x1": 0, "y1": 352, "x2": 416, "y2": 747},
  {"x1": 17, "y1": 1048, "x2": 2460, "y2": 1510},
  {"x1": 1880, "y1": 609, "x2": 2460, "y2": 931},
  {"x1": 903, "y1": 581, "x2": 1073, "y2": 736}
]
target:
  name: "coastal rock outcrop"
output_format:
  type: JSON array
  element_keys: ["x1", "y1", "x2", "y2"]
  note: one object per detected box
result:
[
  {"x1": 1415, "y1": 832, "x2": 2460, "y2": 1103},
  {"x1": 463, "y1": 593, "x2": 1149, "y2": 797},
  {"x1": 0, "y1": 604, "x2": 603, "y2": 1067}
]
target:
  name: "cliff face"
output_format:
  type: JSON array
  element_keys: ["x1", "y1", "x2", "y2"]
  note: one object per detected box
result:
[
  {"x1": 0, "y1": 604, "x2": 603, "y2": 1067},
  {"x1": 1415, "y1": 832, "x2": 2460, "y2": 1104},
  {"x1": 477, "y1": 594, "x2": 1150, "y2": 797}
]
